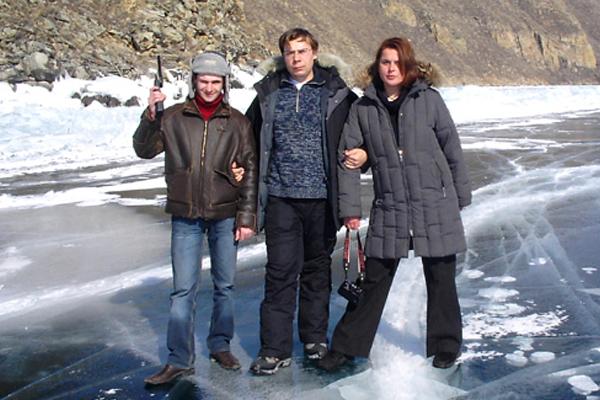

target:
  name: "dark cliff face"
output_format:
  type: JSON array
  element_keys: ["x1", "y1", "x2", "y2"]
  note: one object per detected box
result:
[{"x1": 1, "y1": 0, "x2": 599, "y2": 86}]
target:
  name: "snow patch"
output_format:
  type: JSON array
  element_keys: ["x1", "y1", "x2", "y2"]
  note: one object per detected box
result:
[
  {"x1": 530, "y1": 351, "x2": 555, "y2": 363},
  {"x1": 483, "y1": 276, "x2": 517, "y2": 283},
  {"x1": 463, "y1": 310, "x2": 566, "y2": 339},
  {"x1": 478, "y1": 288, "x2": 519, "y2": 301},
  {"x1": 505, "y1": 351, "x2": 528, "y2": 367},
  {"x1": 528, "y1": 257, "x2": 549, "y2": 266},
  {"x1": 568, "y1": 375, "x2": 599, "y2": 396},
  {"x1": 461, "y1": 269, "x2": 484, "y2": 279},
  {"x1": 511, "y1": 337, "x2": 534, "y2": 351}
]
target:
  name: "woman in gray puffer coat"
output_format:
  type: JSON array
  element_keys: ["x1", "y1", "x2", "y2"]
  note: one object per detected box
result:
[{"x1": 318, "y1": 37, "x2": 471, "y2": 372}]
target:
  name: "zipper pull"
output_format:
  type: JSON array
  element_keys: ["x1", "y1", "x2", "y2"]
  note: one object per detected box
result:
[{"x1": 398, "y1": 149, "x2": 404, "y2": 162}]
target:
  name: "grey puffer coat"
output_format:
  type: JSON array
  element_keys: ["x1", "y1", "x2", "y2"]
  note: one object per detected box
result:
[{"x1": 338, "y1": 80, "x2": 471, "y2": 259}]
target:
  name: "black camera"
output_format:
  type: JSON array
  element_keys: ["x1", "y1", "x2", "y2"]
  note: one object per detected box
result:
[{"x1": 337, "y1": 279, "x2": 364, "y2": 306}]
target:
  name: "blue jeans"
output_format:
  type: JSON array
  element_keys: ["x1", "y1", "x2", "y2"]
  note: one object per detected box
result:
[{"x1": 166, "y1": 216, "x2": 238, "y2": 368}]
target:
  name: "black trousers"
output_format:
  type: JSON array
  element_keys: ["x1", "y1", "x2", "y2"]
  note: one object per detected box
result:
[
  {"x1": 331, "y1": 255, "x2": 462, "y2": 358},
  {"x1": 259, "y1": 196, "x2": 336, "y2": 358}
]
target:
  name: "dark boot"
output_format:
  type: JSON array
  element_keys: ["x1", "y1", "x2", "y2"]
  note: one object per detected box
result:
[
  {"x1": 317, "y1": 350, "x2": 352, "y2": 372},
  {"x1": 144, "y1": 364, "x2": 194, "y2": 386},
  {"x1": 249, "y1": 356, "x2": 292, "y2": 376},
  {"x1": 210, "y1": 351, "x2": 241, "y2": 370},
  {"x1": 432, "y1": 352, "x2": 458, "y2": 369},
  {"x1": 304, "y1": 342, "x2": 328, "y2": 360}
]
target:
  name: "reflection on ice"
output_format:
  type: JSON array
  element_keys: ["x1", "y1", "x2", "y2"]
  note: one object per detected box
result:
[{"x1": 0, "y1": 247, "x2": 31, "y2": 279}]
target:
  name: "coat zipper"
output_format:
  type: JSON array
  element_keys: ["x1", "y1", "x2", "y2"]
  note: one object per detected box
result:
[
  {"x1": 396, "y1": 111, "x2": 414, "y2": 238},
  {"x1": 201, "y1": 120, "x2": 208, "y2": 168},
  {"x1": 198, "y1": 119, "x2": 210, "y2": 214}
]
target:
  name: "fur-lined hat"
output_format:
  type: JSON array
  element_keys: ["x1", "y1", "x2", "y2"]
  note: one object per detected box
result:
[{"x1": 187, "y1": 51, "x2": 231, "y2": 101}]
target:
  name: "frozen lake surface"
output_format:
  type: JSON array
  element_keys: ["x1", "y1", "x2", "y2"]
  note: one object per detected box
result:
[{"x1": 1, "y1": 78, "x2": 600, "y2": 399}]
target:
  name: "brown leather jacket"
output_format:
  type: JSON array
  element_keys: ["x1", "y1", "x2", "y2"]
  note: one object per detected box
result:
[{"x1": 133, "y1": 99, "x2": 258, "y2": 230}]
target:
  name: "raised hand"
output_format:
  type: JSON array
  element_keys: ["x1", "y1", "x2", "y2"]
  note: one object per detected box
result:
[{"x1": 148, "y1": 87, "x2": 167, "y2": 121}]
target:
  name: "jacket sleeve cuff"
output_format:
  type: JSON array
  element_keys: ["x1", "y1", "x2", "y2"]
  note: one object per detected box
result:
[{"x1": 236, "y1": 212, "x2": 257, "y2": 231}]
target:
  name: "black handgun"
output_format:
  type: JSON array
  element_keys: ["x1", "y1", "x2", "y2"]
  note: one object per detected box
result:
[{"x1": 154, "y1": 55, "x2": 164, "y2": 116}]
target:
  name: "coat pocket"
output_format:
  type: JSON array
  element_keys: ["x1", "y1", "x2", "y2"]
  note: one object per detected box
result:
[
  {"x1": 165, "y1": 168, "x2": 192, "y2": 205},
  {"x1": 214, "y1": 169, "x2": 242, "y2": 188},
  {"x1": 433, "y1": 154, "x2": 451, "y2": 198},
  {"x1": 212, "y1": 169, "x2": 240, "y2": 208}
]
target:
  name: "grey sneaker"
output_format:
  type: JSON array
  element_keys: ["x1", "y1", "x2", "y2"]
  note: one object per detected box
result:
[
  {"x1": 249, "y1": 356, "x2": 292, "y2": 375},
  {"x1": 304, "y1": 342, "x2": 328, "y2": 360}
]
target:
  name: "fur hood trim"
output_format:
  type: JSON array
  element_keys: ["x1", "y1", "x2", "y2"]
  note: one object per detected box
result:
[
  {"x1": 256, "y1": 53, "x2": 352, "y2": 83},
  {"x1": 416, "y1": 61, "x2": 443, "y2": 87},
  {"x1": 356, "y1": 60, "x2": 443, "y2": 89}
]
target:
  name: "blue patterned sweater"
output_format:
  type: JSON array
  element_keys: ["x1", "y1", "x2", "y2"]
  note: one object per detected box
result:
[{"x1": 267, "y1": 79, "x2": 327, "y2": 199}]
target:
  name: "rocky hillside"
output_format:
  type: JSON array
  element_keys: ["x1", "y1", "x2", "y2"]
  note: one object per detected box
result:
[
  {"x1": 0, "y1": 0, "x2": 269, "y2": 87},
  {"x1": 241, "y1": 0, "x2": 600, "y2": 85},
  {"x1": 1, "y1": 0, "x2": 599, "y2": 87}
]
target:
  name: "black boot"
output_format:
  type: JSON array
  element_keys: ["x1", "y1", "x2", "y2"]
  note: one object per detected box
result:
[
  {"x1": 317, "y1": 350, "x2": 352, "y2": 372},
  {"x1": 432, "y1": 352, "x2": 458, "y2": 369}
]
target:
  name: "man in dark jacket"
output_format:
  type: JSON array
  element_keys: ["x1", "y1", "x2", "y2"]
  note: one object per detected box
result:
[
  {"x1": 245, "y1": 28, "x2": 357, "y2": 375},
  {"x1": 133, "y1": 51, "x2": 258, "y2": 385}
]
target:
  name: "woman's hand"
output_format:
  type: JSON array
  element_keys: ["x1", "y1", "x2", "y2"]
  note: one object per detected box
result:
[
  {"x1": 231, "y1": 161, "x2": 245, "y2": 183},
  {"x1": 343, "y1": 148, "x2": 368, "y2": 169},
  {"x1": 344, "y1": 217, "x2": 361, "y2": 230}
]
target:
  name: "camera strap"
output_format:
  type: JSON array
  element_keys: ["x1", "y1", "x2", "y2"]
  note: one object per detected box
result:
[{"x1": 343, "y1": 229, "x2": 366, "y2": 283}]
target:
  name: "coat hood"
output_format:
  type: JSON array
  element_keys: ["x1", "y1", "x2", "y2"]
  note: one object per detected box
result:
[
  {"x1": 256, "y1": 53, "x2": 353, "y2": 84},
  {"x1": 356, "y1": 60, "x2": 443, "y2": 90}
]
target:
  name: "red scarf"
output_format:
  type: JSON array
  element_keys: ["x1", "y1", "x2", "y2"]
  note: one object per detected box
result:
[{"x1": 194, "y1": 93, "x2": 224, "y2": 121}]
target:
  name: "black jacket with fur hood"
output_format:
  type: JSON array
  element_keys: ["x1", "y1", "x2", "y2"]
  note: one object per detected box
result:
[{"x1": 245, "y1": 54, "x2": 357, "y2": 231}]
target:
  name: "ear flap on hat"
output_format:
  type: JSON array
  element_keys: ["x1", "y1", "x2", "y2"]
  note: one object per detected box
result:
[{"x1": 187, "y1": 57, "x2": 195, "y2": 99}]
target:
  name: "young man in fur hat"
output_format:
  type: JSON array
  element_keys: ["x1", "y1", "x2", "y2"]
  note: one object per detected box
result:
[
  {"x1": 133, "y1": 51, "x2": 258, "y2": 385},
  {"x1": 245, "y1": 28, "x2": 359, "y2": 375}
]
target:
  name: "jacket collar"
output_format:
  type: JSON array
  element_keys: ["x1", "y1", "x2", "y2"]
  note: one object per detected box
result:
[
  {"x1": 364, "y1": 79, "x2": 429, "y2": 103},
  {"x1": 254, "y1": 53, "x2": 350, "y2": 97},
  {"x1": 182, "y1": 97, "x2": 231, "y2": 118},
  {"x1": 280, "y1": 66, "x2": 326, "y2": 87}
]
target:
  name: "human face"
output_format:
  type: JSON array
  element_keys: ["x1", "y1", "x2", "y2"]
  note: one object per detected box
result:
[
  {"x1": 195, "y1": 74, "x2": 224, "y2": 102},
  {"x1": 283, "y1": 38, "x2": 316, "y2": 83},
  {"x1": 378, "y1": 48, "x2": 404, "y2": 93}
]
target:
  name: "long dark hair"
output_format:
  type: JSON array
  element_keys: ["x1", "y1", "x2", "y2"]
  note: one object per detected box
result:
[{"x1": 367, "y1": 37, "x2": 420, "y2": 89}]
